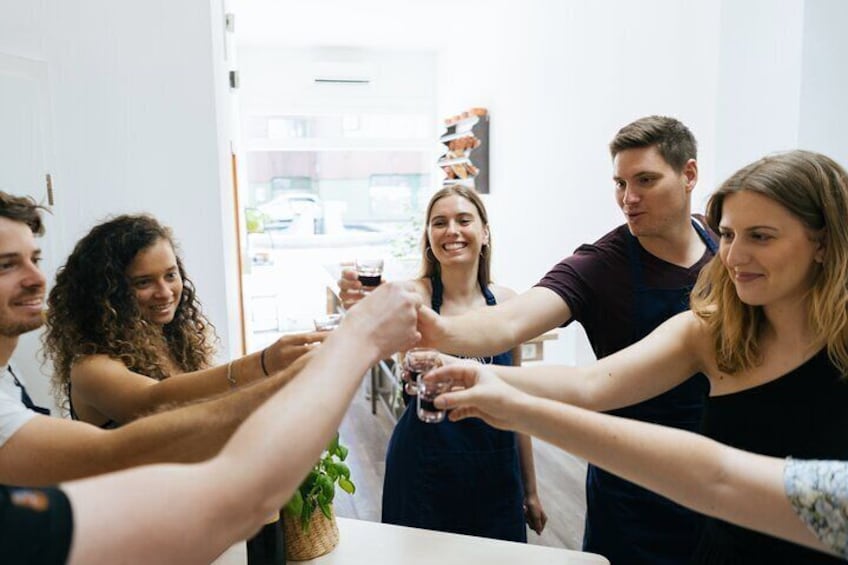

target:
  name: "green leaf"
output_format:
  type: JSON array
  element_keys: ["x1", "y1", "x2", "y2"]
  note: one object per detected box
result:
[
  {"x1": 318, "y1": 500, "x2": 332, "y2": 520},
  {"x1": 302, "y1": 470, "x2": 319, "y2": 492},
  {"x1": 317, "y1": 475, "x2": 335, "y2": 503},
  {"x1": 336, "y1": 444, "x2": 349, "y2": 461},
  {"x1": 338, "y1": 477, "x2": 356, "y2": 494},
  {"x1": 324, "y1": 463, "x2": 339, "y2": 481},
  {"x1": 283, "y1": 489, "x2": 303, "y2": 517},
  {"x1": 332, "y1": 462, "x2": 350, "y2": 479},
  {"x1": 328, "y1": 433, "x2": 340, "y2": 455}
]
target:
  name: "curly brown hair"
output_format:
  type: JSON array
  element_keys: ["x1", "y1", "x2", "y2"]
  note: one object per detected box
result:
[{"x1": 43, "y1": 214, "x2": 216, "y2": 411}]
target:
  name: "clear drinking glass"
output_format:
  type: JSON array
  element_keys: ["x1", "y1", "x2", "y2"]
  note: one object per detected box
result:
[
  {"x1": 313, "y1": 313, "x2": 344, "y2": 331},
  {"x1": 355, "y1": 258, "x2": 384, "y2": 293},
  {"x1": 417, "y1": 372, "x2": 452, "y2": 424},
  {"x1": 401, "y1": 348, "x2": 441, "y2": 396}
]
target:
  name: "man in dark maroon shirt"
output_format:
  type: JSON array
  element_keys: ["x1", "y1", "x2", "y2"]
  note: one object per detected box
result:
[{"x1": 412, "y1": 116, "x2": 717, "y2": 564}]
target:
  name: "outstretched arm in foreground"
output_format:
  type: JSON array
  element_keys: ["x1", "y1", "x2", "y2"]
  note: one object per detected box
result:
[
  {"x1": 0, "y1": 351, "x2": 313, "y2": 486},
  {"x1": 63, "y1": 282, "x2": 422, "y2": 565},
  {"x1": 417, "y1": 286, "x2": 571, "y2": 358},
  {"x1": 430, "y1": 364, "x2": 836, "y2": 558}
]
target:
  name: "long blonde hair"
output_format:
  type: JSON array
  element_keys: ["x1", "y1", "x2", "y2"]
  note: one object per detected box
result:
[{"x1": 691, "y1": 150, "x2": 848, "y2": 375}]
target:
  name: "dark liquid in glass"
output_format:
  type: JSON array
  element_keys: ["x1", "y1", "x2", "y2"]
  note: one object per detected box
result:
[
  {"x1": 419, "y1": 399, "x2": 438, "y2": 412},
  {"x1": 359, "y1": 274, "x2": 381, "y2": 287},
  {"x1": 406, "y1": 370, "x2": 421, "y2": 384}
]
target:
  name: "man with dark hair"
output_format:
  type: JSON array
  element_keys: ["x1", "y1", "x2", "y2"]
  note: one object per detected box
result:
[
  {"x1": 0, "y1": 192, "x2": 315, "y2": 484},
  {"x1": 401, "y1": 115, "x2": 717, "y2": 563}
]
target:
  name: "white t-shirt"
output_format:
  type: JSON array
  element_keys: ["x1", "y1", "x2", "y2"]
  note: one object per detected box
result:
[{"x1": 0, "y1": 365, "x2": 37, "y2": 448}]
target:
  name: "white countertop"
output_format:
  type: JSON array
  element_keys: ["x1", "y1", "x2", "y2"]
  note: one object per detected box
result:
[{"x1": 214, "y1": 517, "x2": 608, "y2": 565}]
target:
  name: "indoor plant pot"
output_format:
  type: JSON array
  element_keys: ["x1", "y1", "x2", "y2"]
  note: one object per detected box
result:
[{"x1": 282, "y1": 433, "x2": 355, "y2": 561}]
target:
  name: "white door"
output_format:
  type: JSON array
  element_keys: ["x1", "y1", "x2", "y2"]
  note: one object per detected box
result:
[{"x1": 0, "y1": 51, "x2": 59, "y2": 414}]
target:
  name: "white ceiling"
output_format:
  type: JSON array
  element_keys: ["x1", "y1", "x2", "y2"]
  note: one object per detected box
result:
[{"x1": 233, "y1": 0, "x2": 504, "y2": 50}]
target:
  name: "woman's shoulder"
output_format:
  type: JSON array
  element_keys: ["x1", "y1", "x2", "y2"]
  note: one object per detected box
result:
[
  {"x1": 488, "y1": 282, "x2": 518, "y2": 302},
  {"x1": 409, "y1": 277, "x2": 433, "y2": 302},
  {"x1": 70, "y1": 354, "x2": 127, "y2": 377}
]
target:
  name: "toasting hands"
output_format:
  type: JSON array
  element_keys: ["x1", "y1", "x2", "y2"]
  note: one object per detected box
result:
[{"x1": 427, "y1": 364, "x2": 523, "y2": 431}]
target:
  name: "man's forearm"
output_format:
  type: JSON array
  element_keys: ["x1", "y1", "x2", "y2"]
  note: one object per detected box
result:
[{"x1": 430, "y1": 308, "x2": 520, "y2": 357}]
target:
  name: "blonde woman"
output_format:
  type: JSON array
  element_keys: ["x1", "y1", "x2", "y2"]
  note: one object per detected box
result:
[{"x1": 431, "y1": 150, "x2": 848, "y2": 563}]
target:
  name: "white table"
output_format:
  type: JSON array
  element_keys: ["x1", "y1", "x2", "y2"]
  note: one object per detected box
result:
[{"x1": 215, "y1": 517, "x2": 608, "y2": 564}]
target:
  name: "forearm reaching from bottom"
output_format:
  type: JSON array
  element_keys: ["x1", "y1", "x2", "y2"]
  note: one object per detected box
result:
[{"x1": 433, "y1": 365, "x2": 833, "y2": 557}]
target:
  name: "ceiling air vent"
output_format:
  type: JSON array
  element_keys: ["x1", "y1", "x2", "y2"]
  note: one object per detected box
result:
[
  {"x1": 314, "y1": 78, "x2": 370, "y2": 85},
  {"x1": 312, "y1": 61, "x2": 373, "y2": 85}
]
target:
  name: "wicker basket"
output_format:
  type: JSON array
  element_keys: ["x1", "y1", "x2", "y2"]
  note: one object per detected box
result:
[{"x1": 283, "y1": 505, "x2": 340, "y2": 561}]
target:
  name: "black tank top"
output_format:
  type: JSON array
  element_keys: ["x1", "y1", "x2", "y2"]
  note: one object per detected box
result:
[{"x1": 694, "y1": 348, "x2": 848, "y2": 563}]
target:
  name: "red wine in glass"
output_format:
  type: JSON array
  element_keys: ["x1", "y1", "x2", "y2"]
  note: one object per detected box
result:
[{"x1": 358, "y1": 273, "x2": 382, "y2": 287}]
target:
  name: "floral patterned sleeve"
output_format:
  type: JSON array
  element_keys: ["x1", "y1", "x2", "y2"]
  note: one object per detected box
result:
[{"x1": 784, "y1": 458, "x2": 848, "y2": 558}]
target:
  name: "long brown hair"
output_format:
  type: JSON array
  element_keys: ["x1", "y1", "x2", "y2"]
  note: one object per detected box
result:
[
  {"x1": 691, "y1": 150, "x2": 848, "y2": 375},
  {"x1": 418, "y1": 186, "x2": 492, "y2": 289}
]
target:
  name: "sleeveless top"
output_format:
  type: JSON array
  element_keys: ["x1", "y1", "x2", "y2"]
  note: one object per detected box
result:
[
  {"x1": 693, "y1": 349, "x2": 848, "y2": 564},
  {"x1": 68, "y1": 382, "x2": 119, "y2": 429}
]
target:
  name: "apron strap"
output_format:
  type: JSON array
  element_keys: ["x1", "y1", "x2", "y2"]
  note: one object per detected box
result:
[{"x1": 7, "y1": 367, "x2": 50, "y2": 416}]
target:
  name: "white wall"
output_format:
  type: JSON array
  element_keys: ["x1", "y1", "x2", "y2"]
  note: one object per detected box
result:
[
  {"x1": 436, "y1": 0, "x2": 723, "y2": 364},
  {"x1": 239, "y1": 46, "x2": 437, "y2": 117},
  {"x1": 433, "y1": 0, "x2": 847, "y2": 364},
  {"x1": 713, "y1": 0, "x2": 806, "y2": 179},
  {"x1": 0, "y1": 0, "x2": 238, "y2": 411},
  {"x1": 798, "y1": 0, "x2": 848, "y2": 158}
]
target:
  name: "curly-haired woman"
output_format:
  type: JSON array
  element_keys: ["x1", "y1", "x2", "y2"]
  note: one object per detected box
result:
[{"x1": 44, "y1": 214, "x2": 325, "y2": 427}]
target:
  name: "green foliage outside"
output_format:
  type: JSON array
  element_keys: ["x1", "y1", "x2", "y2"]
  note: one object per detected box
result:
[{"x1": 245, "y1": 208, "x2": 267, "y2": 234}]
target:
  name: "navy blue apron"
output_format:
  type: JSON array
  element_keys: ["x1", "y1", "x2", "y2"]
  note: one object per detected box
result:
[
  {"x1": 381, "y1": 277, "x2": 526, "y2": 542},
  {"x1": 582, "y1": 219, "x2": 717, "y2": 564},
  {"x1": 7, "y1": 366, "x2": 50, "y2": 416}
]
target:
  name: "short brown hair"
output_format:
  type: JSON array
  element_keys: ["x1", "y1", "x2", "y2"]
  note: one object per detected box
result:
[
  {"x1": 0, "y1": 192, "x2": 45, "y2": 235},
  {"x1": 609, "y1": 116, "x2": 697, "y2": 172}
]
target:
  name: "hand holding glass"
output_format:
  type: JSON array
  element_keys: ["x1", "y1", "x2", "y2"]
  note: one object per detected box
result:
[
  {"x1": 355, "y1": 259, "x2": 384, "y2": 292},
  {"x1": 417, "y1": 371, "x2": 452, "y2": 424},
  {"x1": 401, "y1": 348, "x2": 441, "y2": 396}
]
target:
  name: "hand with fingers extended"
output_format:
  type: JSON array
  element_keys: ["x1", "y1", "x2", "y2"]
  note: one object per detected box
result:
[
  {"x1": 263, "y1": 330, "x2": 328, "y2": 375},
  {"x1": 427, "y1": 364, "x2": 523, "y2": 430},
  {"x1": 342, "y1": 281, "x2": 422, "y2": 361}
]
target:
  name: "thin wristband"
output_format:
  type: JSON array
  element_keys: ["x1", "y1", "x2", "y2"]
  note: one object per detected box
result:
[
  {"x1": 260, "y1": 347, "x2": 270, "y2": 376},
  {"x1": 226, "y1": 361, "x2": 236, "y2": 389}
]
